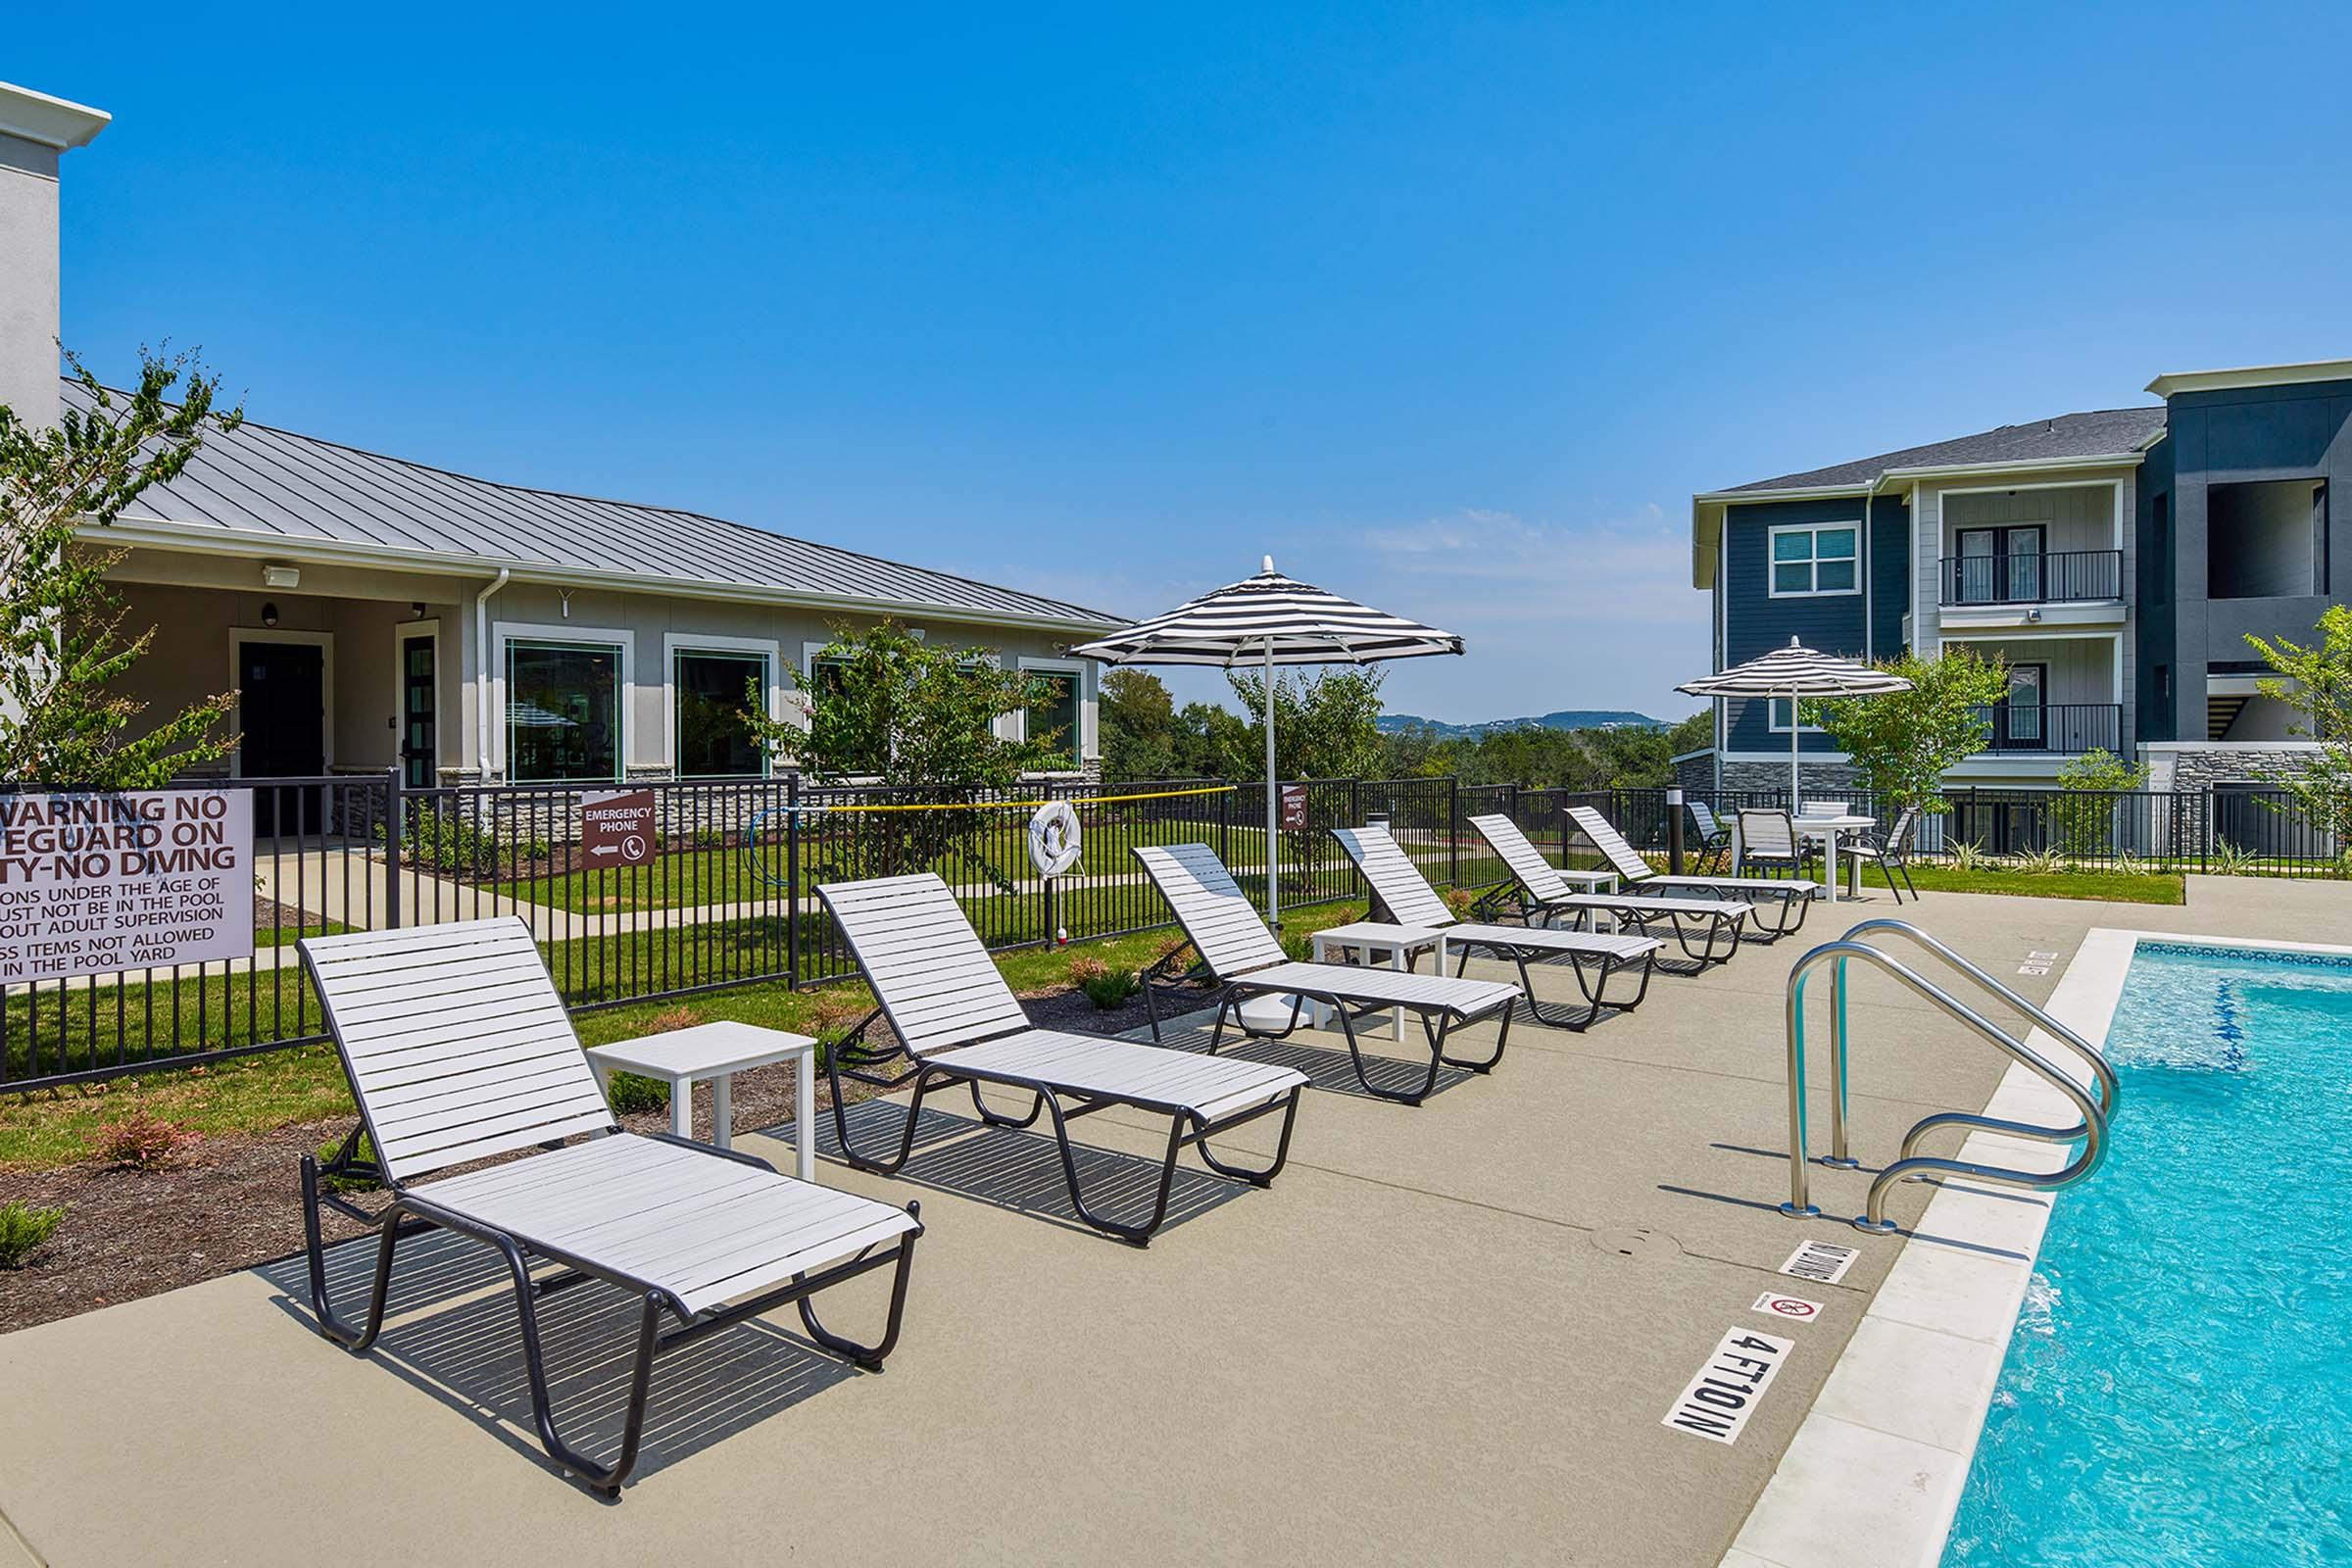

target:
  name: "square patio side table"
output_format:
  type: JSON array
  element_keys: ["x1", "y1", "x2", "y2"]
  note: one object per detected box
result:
[
  {"x1": 1309, "y1": 920, "x2": 1446, "y2": 1040},
  {"x1": 586, "y1": 1021, "x2": 819, "y2": 1182}
]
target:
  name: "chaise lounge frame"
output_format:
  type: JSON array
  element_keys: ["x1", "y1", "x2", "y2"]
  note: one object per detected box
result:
[
  {"x1": 1465, "y1": 812, "x2": 1752, "y2": 967},
  {"x1": 297, "y1": 918, "x2": 920, "y2": 1495},
  {"x1": 1132, "y1": 841, "x2": 1521, "y2": 1106},
  {"x1": 817, "y1": 873, "x2": 1308, "y2": 1247},
  {"x1": 1562, "y1": 805, "x2": 1816, "y2": 940}
]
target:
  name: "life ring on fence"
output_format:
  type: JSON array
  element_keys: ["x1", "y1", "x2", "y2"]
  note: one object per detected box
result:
[{"x1": 1027, "y1": 799, "x2": 1083, "y2": 877}]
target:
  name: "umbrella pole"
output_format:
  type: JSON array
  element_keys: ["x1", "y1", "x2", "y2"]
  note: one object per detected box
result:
[
  {"x1": 1789, "y1": 690, "x2": 1800, "y2": 811},
  {"x1": 1264, "y1": 636, "x2": 1279, "y2": 926}
]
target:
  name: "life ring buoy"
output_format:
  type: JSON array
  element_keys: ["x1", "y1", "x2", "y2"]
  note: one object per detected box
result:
[{"x1": 1027, "y1": 800, "x2": 1083, "y2": 877}]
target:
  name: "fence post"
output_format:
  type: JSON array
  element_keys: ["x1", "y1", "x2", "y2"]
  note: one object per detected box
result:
[
  {"x1": 785, "y1": 769, "x2": 801, "y2": 989},
  {"x1": 1448, "y1": 775, "x2": 1460, "y2": 888},
  {"x1": 382, "y1": 764, "x2": 403, "y2": 932}
]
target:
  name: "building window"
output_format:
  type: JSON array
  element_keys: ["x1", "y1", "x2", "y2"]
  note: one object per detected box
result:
[
  {"x1": 1766, "y1": 698, "x2": 1824, "y2": 734},
  {"x1": 673, "y1": 650, "x2": 768, "y2": 778},
  {"x1": 1022, "y1": 667, "x2": 1081, "y2": 770},
  {"x1": 507, "y1": 640, "x2": 620, "y2": 783},
  {"x1": 1769, "y1": 523, "x2": 1859, "y2": 597}
]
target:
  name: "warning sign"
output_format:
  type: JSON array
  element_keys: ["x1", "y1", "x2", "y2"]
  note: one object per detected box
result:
[
  {"x1": 1779, "y1": 1238, "x2": 1860, "y2": 1286},
  {"x1": 1279, "y1": 784, "x2": 1309, "y2": 831},
  {"x1": 1750, "y1": 1291, "x2": 1824, "y2": 1323},
  {"x1": 581, "y1": 789, "x2": 657, "y2": 867},
  {"x1": 0, "y1": 788, "x2": 254, "y2": 981}
]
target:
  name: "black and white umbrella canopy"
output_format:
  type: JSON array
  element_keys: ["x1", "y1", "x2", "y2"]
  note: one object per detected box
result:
[
  {"x1": 1072, "y1": 559, "x2": 1462, "y2": 668},
  {"x1": 1677, "y1": 638, "x2": 1911, "y2": 808},
  {"x1": 1072, "y1": 558, "x2": 1461, "y2": 922}
]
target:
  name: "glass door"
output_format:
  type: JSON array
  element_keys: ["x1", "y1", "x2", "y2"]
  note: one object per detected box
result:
[
  {"x1": 1999, "y1": 662, "x2": 2045, "y2": 749},
  {"x1": 2004, "y1": 525, "x2": 2045, "y2": 603},
  {"x1": 1956, "y1": 529, "x2": 1996, "y2": 604},
  {"x1": 400, "y1": 632, "x2": 437, "y2": 788}
]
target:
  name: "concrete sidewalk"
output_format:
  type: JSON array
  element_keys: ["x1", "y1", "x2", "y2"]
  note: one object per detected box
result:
[{"x1": 0, "y1": 877, "x2": 2342, "y2": 1566}]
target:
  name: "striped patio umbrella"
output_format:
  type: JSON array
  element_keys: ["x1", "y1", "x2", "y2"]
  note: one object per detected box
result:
[
  {"x1": 1073, "y1": 558, "x2": 1461, "y2": 921},
  {"x1": 1677, "y1": 637, "x2": 1911, "y2": 808}
]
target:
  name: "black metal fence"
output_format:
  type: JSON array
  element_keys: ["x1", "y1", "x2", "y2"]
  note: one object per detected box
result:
[{"x1": 8, "y1": 767, "x2": 2350, "y2": 1092}]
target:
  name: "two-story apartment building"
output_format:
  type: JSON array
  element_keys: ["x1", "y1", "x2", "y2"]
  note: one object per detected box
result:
[{"x1": 1686, "y1": 358, "x2": 2351, "y2": 806}]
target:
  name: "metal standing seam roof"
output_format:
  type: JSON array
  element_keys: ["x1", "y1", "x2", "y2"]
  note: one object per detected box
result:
[
  {"x1": 1718, "y1": 406, "x2": 2168, "y2": 494},
  {"x1": 68, "y1": 378, "x2": 1125, "y2": 631}
]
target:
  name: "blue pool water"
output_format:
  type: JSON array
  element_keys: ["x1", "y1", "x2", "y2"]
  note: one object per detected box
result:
[{"x1": 1944, "y1": 942, "x2": 2352, "y2": 1567}]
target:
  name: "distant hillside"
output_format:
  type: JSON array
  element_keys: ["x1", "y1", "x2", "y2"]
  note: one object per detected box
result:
[{"x1": 1376, "y1": 710, "x2": 1666, "y2": 739}]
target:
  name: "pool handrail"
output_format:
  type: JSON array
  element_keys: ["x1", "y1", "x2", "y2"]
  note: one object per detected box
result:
[{"x1": 1781, "y1": 926, "x2": 2111, "y2": 1232}]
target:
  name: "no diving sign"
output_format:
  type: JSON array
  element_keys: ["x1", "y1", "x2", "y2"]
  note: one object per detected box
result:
[
  {"x1": 1751, "y1": 1291, "x2": 1824, "y2": 1324},
  {"x1": 581, "y1": 790, "x2": 658, "y2": 867}
]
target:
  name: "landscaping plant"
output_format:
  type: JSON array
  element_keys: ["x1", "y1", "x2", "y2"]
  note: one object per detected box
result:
[
  {"x1": 98, "y1": 1111, "x2": 200, "y2": 1171},
  {"x1": 1803, "y1": 649, "x2": 2009, "y2": 815},
  {"x1": 0, "y1": 347, "x2": 246, "y2": 785},
  {"x1": 2050, "y1": 748, "x2": 2152, "y2": 859},
  {"x1": 2246, "y1": 607, "x2": 2352, "y2": 847},
  {"x1": 0, "y1": 1201, "x2": 67, "y2": 1269}
]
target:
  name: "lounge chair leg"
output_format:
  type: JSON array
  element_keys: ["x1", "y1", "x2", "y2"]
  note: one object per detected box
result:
[
  {"x1": 1341, "y1": 1003, "x2": 1438, "y2": 1105},
  {"x1": 1037, "y1": 1096, "x2": 1182, "y2": 1247},
  {"x1": 1435, "y1": 1004, "x2": 1510, "y2": 1072},
  {"x1": 796, "y1": 1202, "x2": 922, "y2": 1369},
  {"x1": 300, "y1": 1154, "x2": 402, "y2": 1352},
  {"x1": 967, "y1": 1080, "x2": 1047, "y2": 1129},
  {"x1": 1192, "y1": 1089, "x2": 1304, "y2": 1188},
  {"x1": 830, "y1": 1063, "x2": 942, "y2": 1179}
]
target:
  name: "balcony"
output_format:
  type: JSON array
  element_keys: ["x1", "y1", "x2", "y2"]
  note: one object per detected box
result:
[
  {"x1": 1939, "y1": 549, "x2": 2122, "y2": 607},
  {"x1": 1965, "y1": 702, "x2": 2121, "y2": 755}
]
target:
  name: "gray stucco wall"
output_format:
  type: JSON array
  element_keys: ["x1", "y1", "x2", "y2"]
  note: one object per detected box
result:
[{"x1": 0, "y1": 130, "x2": 62, "y2": 431}]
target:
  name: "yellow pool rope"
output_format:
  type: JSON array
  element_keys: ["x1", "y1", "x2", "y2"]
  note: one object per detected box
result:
[{"x1": 787, "y1": 782, "x2": 1240, "y2": 813}]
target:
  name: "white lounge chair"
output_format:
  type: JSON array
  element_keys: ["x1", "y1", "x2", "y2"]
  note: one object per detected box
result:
[
  {"x1": 1562, "y1": 806, "x2": 1816, "y2": 939},
  {"x1": 816, "y1": 873, "x2": 1307, "y2": 1246},
  {"x1": 297, "y1": 917, "x2": 921, "y2": 1495},
  {"x1": 1329, "y1": 824, "x2": 1662, "y2": 1030},
  {"x1": 1465, "y1": 812, "x2": 1752, "y2": 966},
  {"x1": 1132, "y1": 842, "x2": 1521, "y2": 1105}
]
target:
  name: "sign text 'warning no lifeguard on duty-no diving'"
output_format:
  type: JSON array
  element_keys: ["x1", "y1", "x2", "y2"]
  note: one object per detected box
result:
[{"x1": 0, "y1": 788, "x2": 254, "y2": 982}]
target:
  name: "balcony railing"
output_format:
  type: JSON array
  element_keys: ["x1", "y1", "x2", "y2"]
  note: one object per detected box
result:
[
  {"x1": 1939, "y1": 549, "x2": 2123, "y2": 607},
  {"x1": 1965, "y1": 702, "x2": 2121, "y2": 755}
]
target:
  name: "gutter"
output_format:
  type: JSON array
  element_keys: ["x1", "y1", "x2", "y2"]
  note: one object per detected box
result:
[
  {"x1": 474, "y1": 568, "x2": 509, "y2": 781},
  {"x1": 87, "y1": 514, "x2": 1131, "y2": 639}
]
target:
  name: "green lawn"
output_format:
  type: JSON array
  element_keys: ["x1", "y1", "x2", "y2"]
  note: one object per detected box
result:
[
  {"x1": 1903, "y1": 864, "x2": 2186, "y2": 904},
  {"x1": 0, "y1": 900, "x2": 1375, "y2": 1173}
]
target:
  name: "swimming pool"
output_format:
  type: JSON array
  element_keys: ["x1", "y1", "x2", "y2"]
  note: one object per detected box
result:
[{"x1": 1943, "y1": 940, "x2": 2352, "y2": 1567}]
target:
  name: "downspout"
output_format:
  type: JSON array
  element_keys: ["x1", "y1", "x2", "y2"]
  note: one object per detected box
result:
[
  {"x1": 1862, "y1": 472, "x2": 1883, "y2": 662},
  {"x1": 474, "y1": 568, "x2": 510, "y2": 781}
]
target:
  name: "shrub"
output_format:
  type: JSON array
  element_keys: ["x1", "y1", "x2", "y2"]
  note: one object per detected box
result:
[
  {"x1": 2014, "y1": 846, "x2": 2066, "y2": 876},
  {"x1": 1948, "y1": 839, "x2": 1992, "y2": 872},
  {"x1": 605, "y1": 1071, "x2": 671, "y2": 1115},
  {"x1": 0, "y1": 1201, "x2": 67, "y2": 1268},
  {"x1": 2210, "y1": 838, "x2": 2261, "y2": 876},
  {"x1": 805, "y1": 990, "x2": 872, "y2": 1043},
  {"x1": 2051, "y1": 749, "x2": 2151, "y2": 858},
  {"x1": 1080, "y1": 968, "x2": 1140, "y2": 1009},
  {"x1": 644, "y1": 1004, "x2": 707, "y2": 1034},
  {"x1": 315, "y1": 1130, "x2": 382, "y2": 1193},
  {"x1": 99, "y1": 1111, "x2": 200, "y2": 1171},
  {"x1": 378, "y1": 804, "x2": 549, "y2": 876},
  {"x1": 1445, "y1": 886, "x2": 1476, "y2": 918},
  {"x1": 1065, "y1": 953, "x2": 1110, "y2": 987}
]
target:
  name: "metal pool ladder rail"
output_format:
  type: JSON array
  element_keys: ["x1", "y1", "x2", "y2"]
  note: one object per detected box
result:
[{"x1": 1781, "y1": 918, "x2": 2118, "y2": 1234}]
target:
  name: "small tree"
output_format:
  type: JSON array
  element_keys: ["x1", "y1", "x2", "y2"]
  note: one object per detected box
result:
[
  {"x1": 2, "y1": 348, "x2": 245, "y2": 785},
  {"x1": 747, "y1": 620, "x2": 1061, "y2": 881},
  {"x1": 1099, "y1": 667, "x2": 1180, "y2": 781},
  {"x1": 1220, "y1": 667, "x2": 1386, "y2": 781},
  {"x1": 2246, "y1": 607, "x2": 2352, "y2": 847},
  {"x1": 1802, "y1": 649, "x2": 2009, "y2": 814},
  {"x1": 2050, "y1": 747, "x2": 2150, "y2": 858}
]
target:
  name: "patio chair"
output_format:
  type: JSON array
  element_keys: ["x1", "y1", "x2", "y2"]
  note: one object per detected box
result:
[
  {"x1": 296, "y1": 917, "x2": 921, "y2": 1495},
  {"x1": 1561, "y1": 806, "x2": 1816, "y2": 940},
  {"x1": 1132, "y1": 842, "x2": 1521, "y2": 1105},
  {"x1": 1328, "y1": 824, "x2": 1661, "y2": 1030},
  {"x1": 1464, "y1": 812, "x2": 1752, "y2": 967},
  {"x1": 1687, "y1": 801, "x2": 1734, "y2": 873},
  {"x1": 1801, "y1": 799, "x2": 1850, "y2": 818},
  {"x1": 1736, "y1": 808, "x2": 1812, "y2": 880},
  {"x1": 817, "y1": 873, "x2": 1307, "y2": 1246},
  {"x1": 1841, "y1": 805, "x2": 1921, "y2": 903}
]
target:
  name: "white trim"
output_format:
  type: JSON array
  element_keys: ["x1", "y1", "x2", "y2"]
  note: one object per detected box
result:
[
  {"x1": 0, "y1": 82, "x2": 111, "y2": 149},
  {"x1": 1764, "y1": 697, "x2": 1825, "y2": 735},
  {"x1": 662, "y1": 631, "x2": 781, "y2": 778},
  {"x1": 489, "y1": 619, "x2": 635, "y2": 783},
  {"x1": 390, "y1": 617, "x2": 441, "y2": 780},
  {"x1": 1014, "y1": 655, "x2": 1093, "y2": 769},
  {"x1": 2147, "y1": 359, "x2": 2352, "y2": 398},
  {"x1": 226, "y1": 627, "x2": 336, "y2": 780},
  {"x1": 2140, "y1": 738, "x2": 2325, "y2": 754},
  {"x1": 1766, "y1": 520, "x2": 1863, "y2": 599},
  {"x1": 1935, "y1": 475, "x2": 2126, "y2": 554},
  {"x1": 90, "y1": 515, "x2": 1124, "y2": 638}
]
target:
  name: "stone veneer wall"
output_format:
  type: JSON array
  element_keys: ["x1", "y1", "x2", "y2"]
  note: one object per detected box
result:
[
  {"x1": 1671, "y1": 750, "x2": 1716, "y2": 794},
  {"x1": 1715, "y1": 759, "x2": 1861, "y2": 798}
]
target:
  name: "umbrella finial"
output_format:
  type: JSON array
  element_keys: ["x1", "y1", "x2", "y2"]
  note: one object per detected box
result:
[{"x1": 1261, "y1": 555, "x2": 1276, "y2": 574}]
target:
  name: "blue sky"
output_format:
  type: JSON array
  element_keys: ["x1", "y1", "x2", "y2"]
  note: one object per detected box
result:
[{"x1": 15, "y1": 3, "x2": 2352, "y2": 722}]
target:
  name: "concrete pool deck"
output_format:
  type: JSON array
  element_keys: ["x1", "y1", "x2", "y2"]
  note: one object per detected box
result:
[{"x1": 2, "y1": 875, "x2": 2346, "y2": 1566}]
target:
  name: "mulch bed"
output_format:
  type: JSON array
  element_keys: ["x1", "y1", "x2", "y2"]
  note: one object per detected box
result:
[{"x1": 0, "y1": 981, "x2": 1172, "y2": 1335}]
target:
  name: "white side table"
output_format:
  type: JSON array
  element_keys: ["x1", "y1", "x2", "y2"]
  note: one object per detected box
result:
[
  {"x1": 1552, "y1": 867, "x2": 1620, "y2": 896},
  {"x1": 1310, "y1": 921, "x2": 1446, "y2": 1039},
  {"x1": 586, "y1": 1021, "x2": 819, "y2": 1182}
]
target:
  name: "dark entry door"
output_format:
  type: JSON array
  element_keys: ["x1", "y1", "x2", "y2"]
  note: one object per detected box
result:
[
  {"x1": 399, "y1": 632, "x2": 437, "y2": 788},
  {"x1": 1995, "y1": 662, "x2": 2047, "y2": 751},
  {"x1": 238, "y1": 639, "x2": 325, "y2": 836}
]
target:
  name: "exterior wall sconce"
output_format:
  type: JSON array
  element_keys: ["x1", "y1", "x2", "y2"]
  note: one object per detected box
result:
[
  {"x1": 262, "y1": 564, "x2": 301, "y2": 590},
  {"x1": 261, "y1": 602, "x2": 279, "y2": 628}
]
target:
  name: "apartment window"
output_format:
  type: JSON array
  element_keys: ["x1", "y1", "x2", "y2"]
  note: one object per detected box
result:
[
  {"x1": 673, "y1": 650, "x2": 768, "y2": 778},
  {"x1": 507, "y1": 640, "x2": 620, "y2": 783},
  {"x1": 1769, "y1": 523, "x2": 1859, "y2": 596},
  {"x1": 1766, "y1": 698, "x2": 1824, "y2": 734},
  {"x1": 1022, "y1": 666, "x2": 1082, "y2": 770}
]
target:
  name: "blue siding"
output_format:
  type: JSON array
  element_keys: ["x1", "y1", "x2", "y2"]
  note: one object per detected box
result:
[
  {"x1": 1870, "y1": 493, "x2": 1909, "y2": 653},
  {"x1": 1720, "y1": 497, "x2": 1872, "y2": 754},
  {"x1": 2134, "y1": 432, "x2": 2177, "y2": 740}
]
